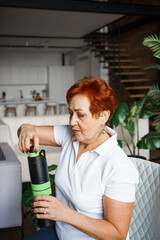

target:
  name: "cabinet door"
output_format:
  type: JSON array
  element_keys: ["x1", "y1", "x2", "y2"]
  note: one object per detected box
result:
[
  {"x1": 0, "y1": 67, "x2": 11, "y2": 84},
  {"x1": 48, "y1": 66, "x2": 75, "y2": 101},
  {"x1": 0, "y1": 66, "x2": 47, "y2": 85}
]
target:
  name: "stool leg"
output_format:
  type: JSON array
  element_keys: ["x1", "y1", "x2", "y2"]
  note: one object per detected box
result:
[
  {"x1": 35, "y1": 107, "x2": 38, "y2": 116},
  {"x1": 14, "y1": 108, "x2": 17, "y2": 116},
  {"x1": 5, "y1": 108, "x2": 8, "y2": 117},
  {"x1": 54, "y1": 106, "x2": 57, "y2": 114},
  {"x1": 45, "y1": 106, "x2": 49, "y2": 115},
  {"x1": 25, "y1": 108, "x2": 28, "y2": 116},
  {"x1": 59, "y1": 106, "x2": 61, "y2": 114}
]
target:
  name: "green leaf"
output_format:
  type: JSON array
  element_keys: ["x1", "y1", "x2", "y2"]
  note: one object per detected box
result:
[
  {"x1": 22, "y1": 186, "x2": 33, "y2": 208},
  {"x1": 123, "y1": 119, "x2": 135, "y2": 135},
  {"x1": 135, "y1": 95, "x2": 155, "y2": 119},
  {"x1": 145, "y1": 64, "x2": 160, "y2": 70},
  {"x1": 48, "y1": 164, "x2": 57, "y2": 172},
  {"x1": 143, "y1": 34, "x2": 160, "y2": 58},
  {"x1": 137, "y1": 132, "x2": 160, "y2": 150},
  {"x1": 154, "y1": 115, "x2": 160, "y2": 133},
  {"x1": 130, "y1": 103, "x2": 137, "y2": 118},
  {"x1": 117, "y1": 140, "x2": 122, "y2": 148},
  {"x1": 109, "y1": 102, "x2": 128, "y2": 128},
  {"x1": 49, "y1": 174, "x2": 55, "y2": 186}
]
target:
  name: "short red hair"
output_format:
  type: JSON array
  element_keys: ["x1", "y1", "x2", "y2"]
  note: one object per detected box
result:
[{"x1": 66, "y1": 77, "x2": 117, "y2": 121}]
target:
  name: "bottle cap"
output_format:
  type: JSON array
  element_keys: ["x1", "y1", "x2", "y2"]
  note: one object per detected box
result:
[{"x1": 29, "y1": 146, "x2": 40, "y2": 157}]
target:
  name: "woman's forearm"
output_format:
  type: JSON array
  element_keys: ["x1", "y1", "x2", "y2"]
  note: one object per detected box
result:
[
  {"x1": 17, "y1": 124, "x2": 59, "y2": 152},
  {"x1": 64, "y1": 208, "x2": 125, "y2": 240}
]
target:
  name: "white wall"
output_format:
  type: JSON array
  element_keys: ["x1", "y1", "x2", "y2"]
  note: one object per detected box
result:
[
  {"x1": 48, "y1": 66, "x2": 75, "y2": 102},
  {"x1": 70, "y1": 49, "x2": 108, "y2": 83},
  {"x1": 0, "y1": 49, "x2": 62, "y2": 99}
]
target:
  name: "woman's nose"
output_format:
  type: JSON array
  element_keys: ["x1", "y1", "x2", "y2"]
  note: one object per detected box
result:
[{"x1": 70, "y1": 114, "x2": 77, "y2": 126}]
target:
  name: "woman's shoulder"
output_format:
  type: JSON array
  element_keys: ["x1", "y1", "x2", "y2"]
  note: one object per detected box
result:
[{"x1": 108, "y1": 145, "x2": 134, "y2": 167}]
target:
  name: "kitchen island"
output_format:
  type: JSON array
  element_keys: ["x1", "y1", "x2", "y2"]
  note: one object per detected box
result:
[{"x1": 0, "y1": 98, "x2": 67, "y2": 117}]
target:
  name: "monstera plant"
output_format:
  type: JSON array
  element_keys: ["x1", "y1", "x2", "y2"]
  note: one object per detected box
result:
[
  {"x1": 109, "y1": 33, "x2": 160, "y2": 158},
  {"x1": 109, "y1": 86, "x2": 160, "y2": 158}
]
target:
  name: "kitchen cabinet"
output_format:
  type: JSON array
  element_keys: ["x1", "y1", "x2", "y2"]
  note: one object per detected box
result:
[{"x1": 0, "y1": 66, "x2": 47, "y2": 85}]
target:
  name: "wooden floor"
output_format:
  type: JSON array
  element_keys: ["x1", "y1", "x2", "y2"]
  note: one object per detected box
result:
[{"x1": 1, "y1": 150, "x2": 160, "y2": 240}]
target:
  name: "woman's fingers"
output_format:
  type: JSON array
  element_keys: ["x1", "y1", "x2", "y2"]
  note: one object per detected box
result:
[
  {"x1": 17, "y1": 124, "x2": 39, "y2": 152},
  {"x1": 33, "y1": 195, "x2": 52, "y2": 205},
  {"x1": 32, "y1": 195, "x2": 53, "y2": 219},
  {"x1": 32, "y1": 195, "x2": 71, "y2": 222},
  {"x1": 32, "y1": 134, "x2": 39, "y2": 152}
]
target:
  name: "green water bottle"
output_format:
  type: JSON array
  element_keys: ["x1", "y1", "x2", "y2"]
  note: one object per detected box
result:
[{"x1": 28, "y1": 146, "x2": 53, "y2": 228}]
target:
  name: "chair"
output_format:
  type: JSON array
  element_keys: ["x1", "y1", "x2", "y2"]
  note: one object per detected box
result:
[
  {"x1": 129, "y1": 157, "x2": 160, "y2": 240},
  {"x1": 0, "y1": 142, "x2": 24, "y2": 239},
  {"x1": 45, "y1": 102, "x2": 57, "y2": 115},
  {"x1": 25, "y1": 103, "x2": 38, "y2": 116},
  {"x1": 5, "y1": 104, "x2": 17, "y2": 116}
]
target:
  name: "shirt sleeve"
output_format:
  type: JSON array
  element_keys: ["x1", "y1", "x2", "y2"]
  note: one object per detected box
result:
[
  {"x1": 104, "y1": 161, "x2": 139, "y2": 202},
  {"x1": 54, "y1": 125, "x2": 73, "y2": 147}
]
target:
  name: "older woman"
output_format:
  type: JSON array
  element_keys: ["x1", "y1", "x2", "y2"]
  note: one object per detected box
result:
[{"x1": 18, "y1": 77, "x2": 139, "y2": 240}]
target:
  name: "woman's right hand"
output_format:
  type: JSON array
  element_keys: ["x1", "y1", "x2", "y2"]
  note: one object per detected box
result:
[{"x1": 17, "y1": 124, "x2": 39, "y2": 153}]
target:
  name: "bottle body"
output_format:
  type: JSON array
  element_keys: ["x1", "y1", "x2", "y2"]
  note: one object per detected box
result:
[{"x1": 28, "y1": 147, "x2": 53, "y2": 228}]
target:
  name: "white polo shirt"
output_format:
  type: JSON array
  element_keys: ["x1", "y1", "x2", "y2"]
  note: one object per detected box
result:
[{"x1": 54, "y1": 125, "x2": 139, "y2": 240}]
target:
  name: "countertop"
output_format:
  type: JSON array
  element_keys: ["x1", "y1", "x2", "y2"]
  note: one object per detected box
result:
[{"x1": 0, "y1": 98, "x2": 64, "y2": 106}]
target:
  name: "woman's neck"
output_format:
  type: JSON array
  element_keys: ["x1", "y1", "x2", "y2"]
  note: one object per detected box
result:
[{"x1": 80, "y1": 132, "x2": 110, "y2": 152}]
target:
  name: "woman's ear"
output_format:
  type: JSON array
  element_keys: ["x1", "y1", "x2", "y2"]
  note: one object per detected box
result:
[{"x1": 100, "y1": 110, "x2": 110, "y2": 124}]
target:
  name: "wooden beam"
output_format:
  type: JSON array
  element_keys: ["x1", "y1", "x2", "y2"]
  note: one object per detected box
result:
[
  {"x1": 125, "y1": 86, "x2": 152, "y2": 90},
  {"x1": 0, "y1": 0, "x2": 160, "y2": 16},
  {"x1": 114, "y1": 71, "x2": 146, "y2": 75},
  {"x1": 121, "y1": 79, "x2": 151, "y2": 83}
]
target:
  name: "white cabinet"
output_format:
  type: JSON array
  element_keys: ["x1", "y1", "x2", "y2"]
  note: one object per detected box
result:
[
  {"x1": 0, "y1": 66, "x2": 47, "y2": 85},
  {"x1": 48, "y1": 66, "x2": 75, "y2": 101}
]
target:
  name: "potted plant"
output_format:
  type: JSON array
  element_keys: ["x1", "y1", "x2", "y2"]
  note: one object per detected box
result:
[
  {"x1": 22, "y1": 164, "x2": 57, "y2": 226},
  {"x1": 109, "y1": 33, "x2": 160, "y2": 159},
  {"x1": 142, "y1": 33, "x2": 160, "y2": 136},
  {"x1": 109, "y1": 86, "x2": 160, "y2": 159}
]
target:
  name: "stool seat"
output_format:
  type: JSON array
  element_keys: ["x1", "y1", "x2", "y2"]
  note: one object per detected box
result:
[
  {"x1": 26, "y1": 103, "x2": 37, "y2": 107},
  {"x1": 45, "y1": 102, "x2": 57, "y2": 115},
  {"x1": 46, "y1": 102, "x2": 57, "y2": 106},
  {"x1": 6, "y1": 104, "x2": 17, "y2": 108},
  {"x1": 5, "y1": 104, "x2": 17, "y2": 117},
  {"x1": 25, "y1": 103, "x2": 38, "y2": 116}
]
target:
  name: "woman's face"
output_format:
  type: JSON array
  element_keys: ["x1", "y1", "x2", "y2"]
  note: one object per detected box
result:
[{"x1": 68, "y1": 94, "x2": 105, "y2": 144}]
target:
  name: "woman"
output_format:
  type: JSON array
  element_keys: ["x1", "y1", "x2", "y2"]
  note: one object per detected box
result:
[{"x1": 18, "y1": 77, "x2": 139, "y2": 240}]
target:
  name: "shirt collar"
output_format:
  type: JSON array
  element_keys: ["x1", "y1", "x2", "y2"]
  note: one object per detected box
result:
[
  {"x1": 72, "y1": 126, "x2": 118, "y2": 157},
  {"x1": 94, "y1": 126, "x2": 118, "y2": 157}
]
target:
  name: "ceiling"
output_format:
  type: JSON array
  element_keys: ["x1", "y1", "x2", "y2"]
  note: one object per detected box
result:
[{"x1": 0, "y1": 6, "x2": 123, "y2": 53}]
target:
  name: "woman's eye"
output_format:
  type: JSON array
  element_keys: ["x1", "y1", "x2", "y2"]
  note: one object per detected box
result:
[{"x1": 78, "y1": 113, "x2": 84, "y2": 118}]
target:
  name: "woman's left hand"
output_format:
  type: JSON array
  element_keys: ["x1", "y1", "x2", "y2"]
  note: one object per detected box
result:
[{"x1": 32, "y1": 195, "x2": 70, "y2": 222}]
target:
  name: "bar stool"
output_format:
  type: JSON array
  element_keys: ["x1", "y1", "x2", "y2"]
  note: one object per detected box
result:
[
  {"x1": 58, "y1": 101, "x2": 68, "y2": 114},
  {"x1": 45, "y1": 102, "x2": 57, "y2": 115},
  {"x1": 5, "y1": 104, "x2": 17, "y2": 117},
  {"x1": 25, "y1": 103, "x2": 38, "y2": 116}
]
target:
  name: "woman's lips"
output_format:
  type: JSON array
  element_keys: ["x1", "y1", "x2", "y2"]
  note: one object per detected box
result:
[{"x1": 73, "y1": 129, "x2": 79, "y2": 133}]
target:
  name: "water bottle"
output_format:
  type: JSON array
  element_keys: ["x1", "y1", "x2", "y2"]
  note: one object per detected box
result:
[{"x1": 28, "y1": 146, "x2": 53, "y2": 228}]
